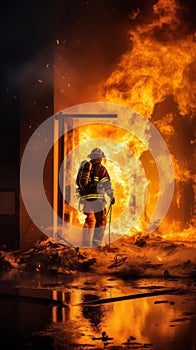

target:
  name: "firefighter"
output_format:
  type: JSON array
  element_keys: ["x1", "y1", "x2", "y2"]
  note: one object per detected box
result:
[{"x1": 76, "y1": 148, "x2": 115, "y2": 247}]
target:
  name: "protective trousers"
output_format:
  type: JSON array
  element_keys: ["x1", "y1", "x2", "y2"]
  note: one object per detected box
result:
[{"x1": 82, "y1": 200, "x2": 106, "y2": 247}]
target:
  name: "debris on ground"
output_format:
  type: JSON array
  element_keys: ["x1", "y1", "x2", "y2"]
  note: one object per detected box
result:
[
  {"x1": 0, "y1": 251, "x2": 12, "y2": 270},
  {"x1": 0, "y1": 235, "x2": 195, "y2": 279},
  {"x1": 108, "y1": 254, "x2": 127, "y2": 268},
  {"x1": 0, "y1": 238, "x2": 96, "y2": 275}
]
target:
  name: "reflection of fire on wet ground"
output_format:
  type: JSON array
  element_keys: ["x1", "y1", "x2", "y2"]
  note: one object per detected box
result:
[{"x1": 0, "y1": 236, "x2": 195, "y2": 349}]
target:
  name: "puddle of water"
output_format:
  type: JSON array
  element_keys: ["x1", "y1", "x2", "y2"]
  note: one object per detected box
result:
[{"x1": 0, "y1": 273, "x2": 195, "y2": 349}]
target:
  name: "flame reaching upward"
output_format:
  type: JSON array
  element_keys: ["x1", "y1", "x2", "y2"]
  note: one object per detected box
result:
[
  {"x1": 54, "y1": 0, "x2": 195, "y2": 242},
  {"x1": 100, "y1": 0, "x2": 196, "y2": 240},
  {"x1": 103, "y1": 0, "x2": 196, "y2": 119}
]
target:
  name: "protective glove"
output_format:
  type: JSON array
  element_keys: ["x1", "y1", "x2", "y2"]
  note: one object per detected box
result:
[{"x1": 110, "y1": 197, "x2": 115, "y2": 205}]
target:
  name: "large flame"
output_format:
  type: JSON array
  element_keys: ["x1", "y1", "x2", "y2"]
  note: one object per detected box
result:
[
  {"x1": 55, "y1": 0, "x2": 195, "y2": 242},
  {"x1": 97, "y1": 0, "x2": 196, "y2": 241},
  {"x1": 70, "y1": 123, "x2": 149, "y2": 231},
  {"x1": 103, "y1": 0, "x2": 196, "y2": 119}
]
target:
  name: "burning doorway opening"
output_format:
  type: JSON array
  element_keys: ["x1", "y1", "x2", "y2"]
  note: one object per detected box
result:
[
  {"x1": 52, "y1": 112, "x2": 119, "y2": 246},
  {"x1": 43, "y1": 102, "x2": 174, "y2": 247}
]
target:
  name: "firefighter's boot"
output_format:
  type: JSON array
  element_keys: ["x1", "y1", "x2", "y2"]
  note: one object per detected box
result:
[{"x1": 92, "y1": 226, "x2": 105, "y2": 247}]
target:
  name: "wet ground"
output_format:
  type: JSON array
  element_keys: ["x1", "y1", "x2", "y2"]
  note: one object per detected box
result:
[{"x1": 0, "y1": 270, "x2": 195, "y2": 349}]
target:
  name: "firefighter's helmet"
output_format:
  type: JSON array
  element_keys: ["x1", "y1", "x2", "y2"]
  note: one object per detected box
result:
[{"x1": 88, "y1": 148, "x2": 106, "y2": 159}]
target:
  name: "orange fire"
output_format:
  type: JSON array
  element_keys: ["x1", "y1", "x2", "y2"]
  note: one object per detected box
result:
[
  {"x1": 77, "y1": 123, "x2": 149, "y2": 221},
  {"x1": 54, "y1": 0, "x2": 195, "y2": 242},
  {"x1": 103, "y1": 0, "x2": 196, "y2": 118},
  {"x1": 98, "y1": 0, "x2": 196, "y2": 241}
]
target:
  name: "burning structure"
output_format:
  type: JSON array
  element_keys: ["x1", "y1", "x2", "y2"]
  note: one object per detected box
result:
[
  {"x1": 0, "y1": 0, "x2": 195, "y2": 249},
  {"x1": 50, "y1": 0, "x2": 196, "y2": 245},
  {"x1": 100, "y1": 0, "x2": 196, "y2": 241},
  {"x1": 0, "y1": 2, "x2": 195, "y2": 348}
]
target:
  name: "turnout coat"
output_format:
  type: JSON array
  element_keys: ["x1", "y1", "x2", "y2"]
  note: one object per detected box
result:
[{"x1": 76, "y1": 161, "x2": 114, "y2": 202}]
